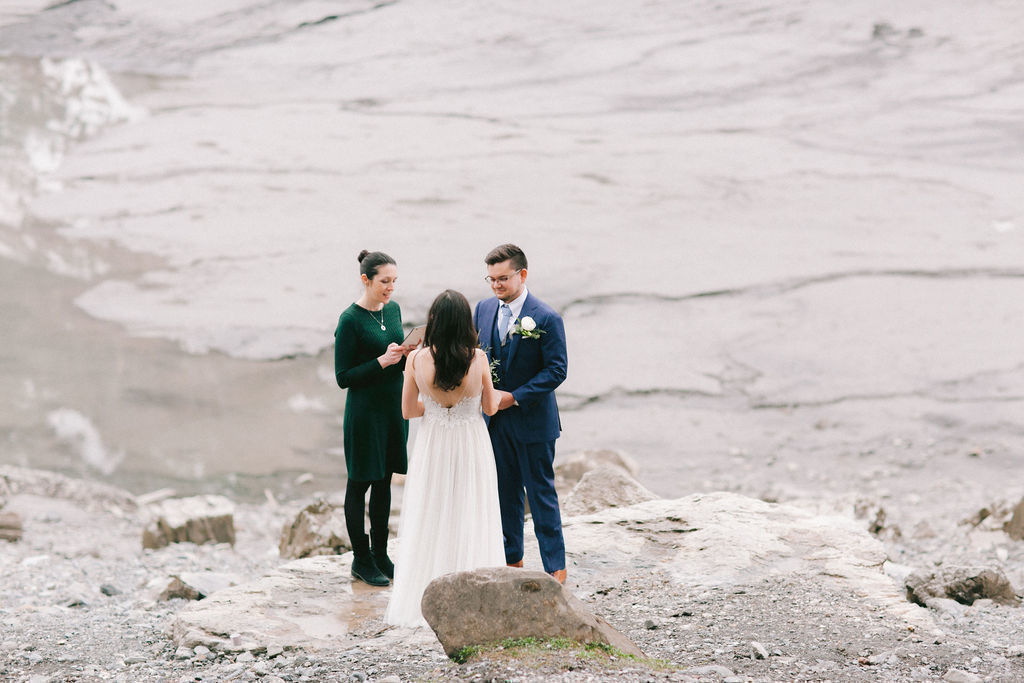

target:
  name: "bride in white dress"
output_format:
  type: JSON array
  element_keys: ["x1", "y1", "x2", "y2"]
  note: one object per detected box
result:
[{"x1": 384, "y1": 289, "x2": 506, "y2": 628}]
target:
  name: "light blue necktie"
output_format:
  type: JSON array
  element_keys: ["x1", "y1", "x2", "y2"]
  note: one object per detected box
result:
[{"x1": 498, "y1": 304, "x2": 512, "y2": 344}]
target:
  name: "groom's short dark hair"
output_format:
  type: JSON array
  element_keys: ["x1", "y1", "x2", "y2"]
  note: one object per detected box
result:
[{"x1": 485, "y1": 243, "x2": 528, "y2": 271}]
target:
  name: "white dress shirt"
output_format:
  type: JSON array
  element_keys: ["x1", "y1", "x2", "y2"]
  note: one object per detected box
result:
[{"x1": 500, "y1": 287, "x2": 529, "y2": 343}]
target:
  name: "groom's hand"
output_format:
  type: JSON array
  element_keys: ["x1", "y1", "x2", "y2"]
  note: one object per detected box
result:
[{"x1": 497, "y1": 390, "x2": 516, "y2": 411}]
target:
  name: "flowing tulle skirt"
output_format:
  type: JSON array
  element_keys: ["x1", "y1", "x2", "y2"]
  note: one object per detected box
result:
[{"x1": 384, "y1": 397, "x2": 505, "y2": 628}]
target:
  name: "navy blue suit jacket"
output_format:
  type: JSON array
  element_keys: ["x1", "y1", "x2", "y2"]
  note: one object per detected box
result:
[{"x1": 474, "y1": 293, "x2": 567, "y2": 444}]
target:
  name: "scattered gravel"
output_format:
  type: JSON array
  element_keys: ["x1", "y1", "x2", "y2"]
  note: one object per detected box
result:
[{"x1": 2, "y1": 467, "x2": 1023, "y2": 682}]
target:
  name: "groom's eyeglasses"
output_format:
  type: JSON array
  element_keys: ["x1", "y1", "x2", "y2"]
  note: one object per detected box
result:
[{"x1": 484, "y1": 270, "x2": 522, "y2": 285}]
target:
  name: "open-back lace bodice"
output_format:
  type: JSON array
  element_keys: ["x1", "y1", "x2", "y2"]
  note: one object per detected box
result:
[
  {"x1": 421, "y1": 393, "x2": 482, "y2": 427},
  {"x1": 411, "y1": 348, "x2": 488, "y2": 423}
]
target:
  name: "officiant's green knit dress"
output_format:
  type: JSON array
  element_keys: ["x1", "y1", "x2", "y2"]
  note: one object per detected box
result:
[{"x1": 334, "y1": 302, "x2": 408, "y2": 482}]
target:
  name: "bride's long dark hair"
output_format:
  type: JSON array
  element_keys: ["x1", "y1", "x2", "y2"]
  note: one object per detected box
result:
[{"x1": 424, "y1": 289, "x2": 478, "y2": 392}]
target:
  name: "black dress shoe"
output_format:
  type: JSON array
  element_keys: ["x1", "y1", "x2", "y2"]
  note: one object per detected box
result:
[{"x1": 351, "y1": 555, "x2": 389, "y2": 586}]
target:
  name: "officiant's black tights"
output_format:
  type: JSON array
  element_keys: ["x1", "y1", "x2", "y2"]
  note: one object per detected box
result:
[{"x1": 344, "y1": 475, "x2": 391, "y2": 552}]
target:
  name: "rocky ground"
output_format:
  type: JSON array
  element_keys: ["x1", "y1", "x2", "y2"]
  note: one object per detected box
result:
[{"x1": 1, "y1": 463, "x2": 1023, "y2": 683}]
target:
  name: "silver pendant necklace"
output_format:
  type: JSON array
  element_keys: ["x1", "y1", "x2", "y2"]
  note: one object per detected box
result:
[{"x1": 367, "y1": 307, "x2": 386, "y2": 331}]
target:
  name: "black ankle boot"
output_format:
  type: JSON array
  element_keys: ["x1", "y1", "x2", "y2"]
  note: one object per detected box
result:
[
  {"x1": 351, "y1": 534, "x2": 389, "y2": 586},
  {"x1": 370, "y1": 529, "x2": 394, "y2": 580}
]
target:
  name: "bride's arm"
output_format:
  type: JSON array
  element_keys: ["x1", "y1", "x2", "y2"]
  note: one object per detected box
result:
[
  {"x1": 479, "y1": 350, "x2": 500, "y2": 416},
  {"x1": 402, "y1": 350, "x2": 424, "y2": 418}
]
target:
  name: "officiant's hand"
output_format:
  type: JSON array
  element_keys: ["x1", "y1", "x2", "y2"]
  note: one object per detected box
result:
[
  {"x1": 497, "y1": 390, "x2": 516, "y2": 410},
  {"x1": 378, "y1": 342, "x2": 405, "y2": 368}
]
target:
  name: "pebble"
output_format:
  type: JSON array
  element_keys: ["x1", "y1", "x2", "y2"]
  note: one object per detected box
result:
[{"x1": 686, "y1": 665, "x2": 735, "y2": 677}]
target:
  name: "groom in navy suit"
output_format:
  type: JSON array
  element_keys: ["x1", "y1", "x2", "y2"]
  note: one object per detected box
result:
[{"x1": 474, "y1": 244, "x2": 568, "y2": 584}]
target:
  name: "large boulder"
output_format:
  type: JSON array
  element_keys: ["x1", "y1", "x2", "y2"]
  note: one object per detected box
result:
[
  {"x1": 421, "y1": 567, "x2": 644, "y2": 659},
  {"x1": 561, "y1": 465, "x2": 658, "y2": 517},
  {"x1": 142, "y1": 495, "x2": 235, "y2": 549},
  {"x1": 906, "y1": 567, "x2": 1020, "y2": 608},
  {"x1": 279, "y1": 499, "x2": 350, "y2": 559}
]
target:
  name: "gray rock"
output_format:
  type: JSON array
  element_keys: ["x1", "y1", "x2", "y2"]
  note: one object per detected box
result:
[
  {"x1": 135, "y1": 487, "x2": 177, "y2": 506},
  {"x1": 160, "y1": 576, "x2": 203, "y2": 601},
  {"x1": 685, "y1": 665, "x2": 736, "y2": 677},
  {"x1": 99, "y1": 583, "x2": 122, "y2": 596},
  {"x1": 161, "y1": 571, "x2": 241, "y2": 601},
  {"x1": 927, "y1": 597, "x2": 968, "y2": 618},
  {"x1": 561, "y1": 465, "x2": 658, "y2": 517},
  {"x1": 942, "y1": 670, "x2": 983, "y2": 683},
  {"x1": 236, "y1": 651, "x2": 255, "y2": 663},
  {"x1": 906, "y1": 566, "x2": 1020, "y2": 607},
  {"x1": 751, "y1": 641, "x2": 769, "y2": 659},
  {"x1": 0, "y1": 510, "x2": 23, "y2": 542},
  {"x1": 142, "y1": 495, "x2": 235, "y2": 549},
  {"x1": 554, "y1": 449, "x2": 640, "y2": 493},
  {"x1": 1004, "y1": 497, "x2": 1024, "y2": 540},
  {"x1": 420, "y1": 567, "x2": 644, "y2": 659},
  {"x1": 867, "y1": 649, "x2": 897, "y2": 665},
  {"x1": 279, "y1": 499, "x2": 350, "y2": 559},
  {"x1": 173, "y1": 646, "x2": 194, "y2": 660}
]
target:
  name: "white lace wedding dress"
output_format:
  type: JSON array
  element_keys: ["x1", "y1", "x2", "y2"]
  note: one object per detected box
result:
[{"x1": 384, "y1": 352, "x2": 505, "y2": 628}]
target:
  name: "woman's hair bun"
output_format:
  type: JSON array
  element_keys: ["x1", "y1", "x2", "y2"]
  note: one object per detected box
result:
[{"x1": 357, "y1": 249, "x2": 370, "y2": 263}]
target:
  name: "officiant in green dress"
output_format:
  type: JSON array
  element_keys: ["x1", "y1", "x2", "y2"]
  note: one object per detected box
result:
[{"x1": 334, "y1": 250, "x2": 409, "y2": 587}]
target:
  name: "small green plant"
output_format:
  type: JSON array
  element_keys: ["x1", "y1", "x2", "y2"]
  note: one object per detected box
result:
[{"x1": 450, "y1": 645, "x2": 482, "y2": 664}]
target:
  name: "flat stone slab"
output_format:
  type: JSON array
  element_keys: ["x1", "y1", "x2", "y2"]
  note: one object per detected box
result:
[
  {"x1": 170, "y1": 555, "x2": 388, "y2": 652},
  {"x1": 563, "y1": 491, "x2": 933, "y2": 628}
]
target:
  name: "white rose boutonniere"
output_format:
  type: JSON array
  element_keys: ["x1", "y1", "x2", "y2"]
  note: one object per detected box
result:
[{"x1": 512, "y1": 316, "x2": 545, "y2": 340}]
